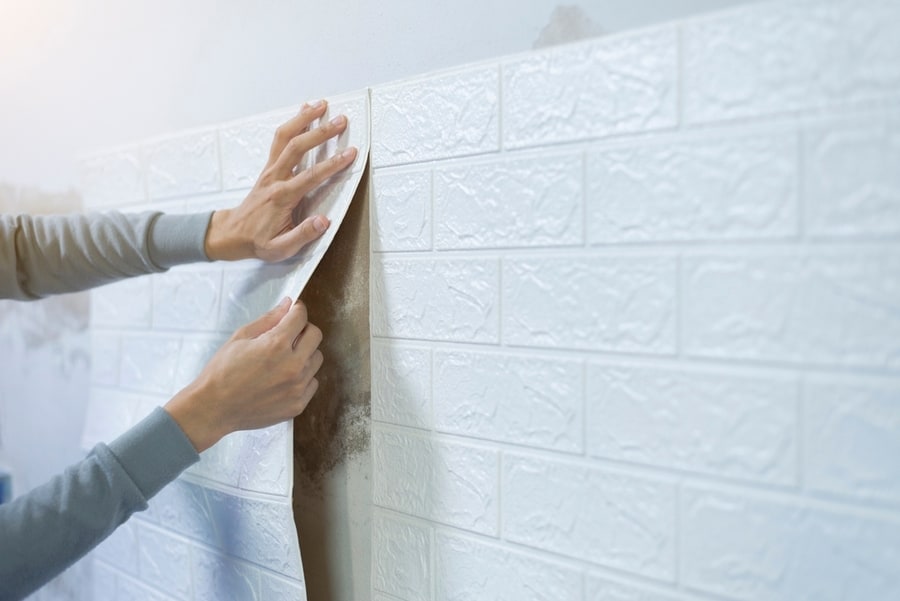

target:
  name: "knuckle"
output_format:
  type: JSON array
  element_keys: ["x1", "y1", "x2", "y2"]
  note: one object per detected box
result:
[
  {"x1": 307, "y1": 323, "x2": 323, "y2": 346},
  {"x1": 286, "y1": 136, "x2": 304, "y2": 155},
  {"x1": 273, "y1": 125, "x2": 290, "y2": 144}
]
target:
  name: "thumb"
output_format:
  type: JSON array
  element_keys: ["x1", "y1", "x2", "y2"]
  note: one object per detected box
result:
[
  {"x1": 235, "y1": 297, "x2": 292, "y2": 339},
  {"x1": 265, "y1": 215, "x2": 330, "y2": 261}
]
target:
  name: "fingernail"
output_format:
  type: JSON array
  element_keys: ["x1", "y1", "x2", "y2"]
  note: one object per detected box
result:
[
  {"x1": 341, "y1": 147, "x2": 356, "y2": 159},
  {"x1": 309, "y1": 99, "x2": 325, "y2": 109},
  {"x1": 313, "y1": 216, "x2": 329, "y2": 233},
  {"x1": 277, "y1": 296, "x2": 291, "y2": 309},
  {"x1": 329, "y1": 115, "x2": 346, "y2": 126}
]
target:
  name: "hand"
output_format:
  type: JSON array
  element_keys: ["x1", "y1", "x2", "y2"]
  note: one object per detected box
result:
[
  {"x1": 164, "y1": 297, "x2": 323, "y2": 452},
  {"x1": 204, "y1": 99, "x2": 359, "y2": 262}
]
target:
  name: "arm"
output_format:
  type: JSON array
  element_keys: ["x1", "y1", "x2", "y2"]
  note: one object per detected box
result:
[
  {"x1": 0, "y1": 298, "x2": 321, "y2": 601},
  {"x1": 0, "y1": 210, "x2": 211, "y2": 300},
  {"x1": 0, "y1": 100, "x2": 354, "y2": 599},
  {"x1": 0, "y1": 408, "x2": 198, "y2": 600},
  {"x1": 0, "y1": 100, "x2": 358, "y2": 301}
]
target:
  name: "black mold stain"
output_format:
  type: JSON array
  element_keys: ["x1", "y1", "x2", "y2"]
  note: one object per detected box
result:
[{"x1": 292, "y1": 165, "x2": 371, "y2": 492}]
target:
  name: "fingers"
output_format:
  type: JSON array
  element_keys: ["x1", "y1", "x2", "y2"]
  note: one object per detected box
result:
[
  {"x1": 234, "y1": 297, "x2": 291, "y2": 339},
  {"x1": 293, "y1": 377, "x2": 319, "y2": 416},
  {"x1": 264, "y1": 215, "x2": 330, "y2": 261},
  {"x1": 268, "y1": 101, "x2": 327, "y2": 166},
  {"x1": 283, "y1": 146, "x2": 358, "y2": 198},
  {"x1": 272, "y1": 299, "x2": 309, "y2": 342},
  {"x1": 270, "y1": 114, "x2": 349, "y2": 179},
  {"x1": 292, "y1": 322, "x2": 323, "y2": 359}
]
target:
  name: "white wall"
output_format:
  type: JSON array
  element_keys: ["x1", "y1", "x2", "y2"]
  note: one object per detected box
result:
[
  {"x1": 7, "y1": 0, "x2": 900, "y2": 599},
  {"x1": 368, "y1": 0, "x2": 900, "y2": 599},
  {"x1": 0, "y1": 0, "x2": 751, "y2": 192}
]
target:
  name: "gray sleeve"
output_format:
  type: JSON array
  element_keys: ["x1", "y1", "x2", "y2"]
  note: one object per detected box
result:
[
  {"x1": 0, "y1": 211, "x2": 213, "y2": 300},
  {"x1": 0, "y1": 408, "x2": 199, "y2": 601}
]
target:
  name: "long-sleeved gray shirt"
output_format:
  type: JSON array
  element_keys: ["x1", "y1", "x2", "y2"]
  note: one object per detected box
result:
[{"x1": 0, "y1": 210, "x2": 213, "y2": 601}]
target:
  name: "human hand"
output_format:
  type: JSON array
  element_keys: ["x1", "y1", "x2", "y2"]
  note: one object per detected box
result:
[
  {"x1": 164, "y1": 297, "x2": 323, "y2": 452},
  {"x1": 204, "y1": 100, "x2": 359, "y2": 262}
]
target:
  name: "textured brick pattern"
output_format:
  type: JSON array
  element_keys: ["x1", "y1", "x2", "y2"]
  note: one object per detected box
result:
[
  {"x1": 78, "y1": 101, "x2": 376, "y2": 600},
  {"x1": 75, "y1": 1, "x2": 900, "y2": 600},
  {"x1": 502, "y1": 26, "x2": 678, "y2": 148},
  {"x1": 369, "y1": 1, "x2": 900, "y2": 600}
]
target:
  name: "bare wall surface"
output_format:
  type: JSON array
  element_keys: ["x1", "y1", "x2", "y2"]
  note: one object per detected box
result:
[{"x1": 294, "y1": 166, "x2": 371, "y2": 601}]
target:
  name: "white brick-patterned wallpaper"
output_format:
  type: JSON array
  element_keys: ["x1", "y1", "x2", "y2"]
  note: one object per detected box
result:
[
  {"x1": 76, "y1": 90, "x2": 369, "y2": 600},
  {"x1": 369, "y1": 1, "x2": 900, "y2": 601},
  {"x1": 63, "y1": 0, "x2": 900, "y2": 600}
]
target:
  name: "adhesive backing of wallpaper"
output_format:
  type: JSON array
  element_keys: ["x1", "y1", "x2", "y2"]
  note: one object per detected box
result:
[{"x1": 80, "y1": 89, "x2": 369, "y2": 600}]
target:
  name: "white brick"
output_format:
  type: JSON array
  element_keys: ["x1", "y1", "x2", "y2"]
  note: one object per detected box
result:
[
  {"x1": 587, "y1": 364, "x2": 798, "y2": 485},
  {"x1": 119, "y1": 335, "x2": 180, "y2": 394},
  {"x1": 259, "y1": 573, "x2": 306, "y2": 601},
  {"x1": 145, "y1": 129, "x2": 221, "y2": 200},
  {"x1": 681, "y1": 486, "x2": 900, "y2": 601},
  {"x1": 94, "y1": 520, "x2": 139, "y2": 576},
  {"x1": 152, "y1": 267, "x2": 223, "y2": 331},
  {"x1": 148, "y1": 479, "x2": 217, "y2": 546},
  {"x1": 80, "y1": 149, "x2": 145, "y2": 208},
  {"x1": 82, "y1": 388, "x2": 139, "y2": 448},
  {"x1": 372, "y1": 169, "x2": 432, "y2": 252},
  {"x1": 503, "y1": 26, "x2": 677, "y2": 149},
  {"x1": 684, "y1": 0, "x2": 900, "y2": 124},
  {"x1": 174, "y1": 336, "x2": 226, "y2": 392},
  {"x1": 503, "y1": 455, "x2": 676, "y2": 580},
  {"x1": 91, "y1": 560, "x2": 118, "y2": 600},
  {"x1": 503, "y1": 256, "x2": 676, "y2": 353},
  {"x1": 186, "y1": 431, "x2": 241, "y2": 488},
  {"x1": 220, "y1": 110, "x2": 294, "y2": 191},
  {"x1": 91, "y1": 278, "x2": 152, "y2": 329},
  {"x1": 683, "y1": 251, "x2": 900, "y2": 369},
  {"x1": 235, "y1": 423, "x2": 291, "y2": 496},
  {"x1": 434, "y1": 153, "x2": 583, "y2": 249},
  {"x1": 117, "y1": 575, "x2": 170, "y2": 601},
  {"x1": 137, "y1": 524, "x2": 191, "y2": 599},
  {"x1": 372, "y1": 65, "x2": 499, "y2": 166},
  {"x1": 90, "y1": 332, "x2": 119, "y2": 386},
  {"x1": 192, "y1": 547, "x2": 260, "y2": 601},
  {"x1": 434, "y1": 350, "x2": 583, "y2": 452},
  {"x1": 805, "y1": 116, "x2": 900, "y2": 238},
  {"x1": 587, "y1": 575, "x2": 682, "y2": 601},
  {"x1": 372, "y1": 512, "x2": 432, "y2": 600},
  {"x1": 205, "y1": 490, "x2": 302, "y2": 580},
  {"x1": 373, "y1": 258, "x2": 499, "y2": 343},
  {"x1": 374, "y1": 427, "x2": 498, "y2": 535},
  {"x1": 435, "y1": 533, "x2": 582, "y2": 601},
  {"x1": 588, "y1": 133, "x2": 799, "y2": 243},
  {"x1": 372, "y1": 341, "x2": 432, "y2": 429},
  {"x1": 805, "y1": 378, "x2": 900, "y2": 504},
  {"x1": 219, "y1": 264, "x2": 296, "y2": 333}
]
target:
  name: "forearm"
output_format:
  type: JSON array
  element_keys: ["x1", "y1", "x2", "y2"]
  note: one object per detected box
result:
[
  {"x1": 0, "y1": 408, "x2": 198, "y2": 600},
  {"x1": 0, "y1": 211, "x2": 212, "y2": 300}
]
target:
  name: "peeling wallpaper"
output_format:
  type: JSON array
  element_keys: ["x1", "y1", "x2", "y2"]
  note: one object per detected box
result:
[
  {"x1": 40, "y1": 0, "x2": 900, "y2": 599},
  {"x1": 78, "y1": 91, "x2": 369, "y2": 600}
]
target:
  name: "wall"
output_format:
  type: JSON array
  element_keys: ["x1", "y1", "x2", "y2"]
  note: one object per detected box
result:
[
  {"x1": 0, "y1": 0, "x2": 753, "y2": 192},
  {"x1": 368, "y1": 0, "x2": 900, "y2": 600},
  {"x1": 12, "y1": 0, "x2": 900, "y2": 598}
]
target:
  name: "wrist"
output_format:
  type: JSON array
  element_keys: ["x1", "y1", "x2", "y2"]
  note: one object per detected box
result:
[
  {"x1": 164, "y1": 384, "x2": 227, "y2": 453},
  {"x1": 205, "y1": 209, "x2": 253, "y2": 261}
]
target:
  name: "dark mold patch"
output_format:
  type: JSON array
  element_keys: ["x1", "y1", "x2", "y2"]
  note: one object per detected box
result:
[{"x1": 292, "y1": 165, "x2": 371, "y2": 492}]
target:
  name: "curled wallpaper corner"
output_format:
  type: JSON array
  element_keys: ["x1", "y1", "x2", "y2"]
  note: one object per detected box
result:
[{"x1": 82, "y1": 88, "x2": 371, "y2": 600}]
